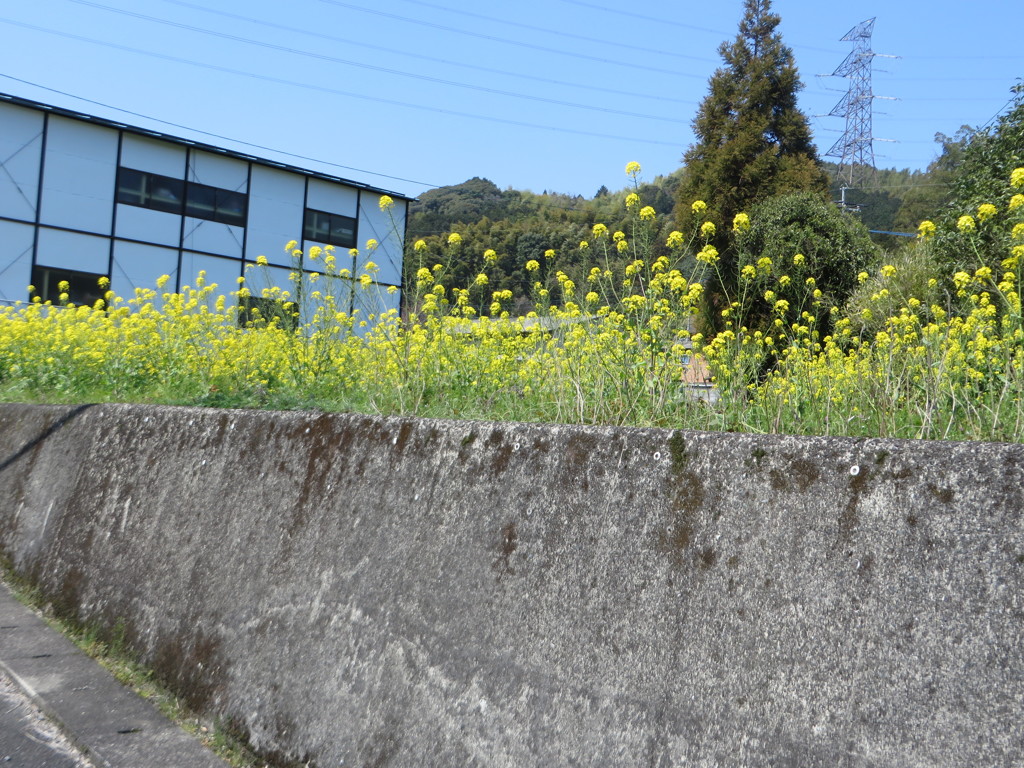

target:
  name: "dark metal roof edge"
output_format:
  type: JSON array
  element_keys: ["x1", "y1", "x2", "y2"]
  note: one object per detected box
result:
[{"x1": 0, "y1": 91, "x2": 413, "y2": 202}]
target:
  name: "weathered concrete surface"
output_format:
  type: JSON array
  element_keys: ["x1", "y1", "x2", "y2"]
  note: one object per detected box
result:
[{"x1": 0, "y1": 402, "x2": 1021, "y2": 767}]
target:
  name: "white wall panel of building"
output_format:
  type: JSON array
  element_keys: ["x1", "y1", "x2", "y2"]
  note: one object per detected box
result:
[
  {"x1": 352, "y1": 281, "x2": 400, "y2": 320},
  {"x1": 246, "y1": 166, "x2": 304, "y2": 268},
  {"x1": 357, "y1": 193, "x2": 405, "y2": 287},
  {"x1": 0, "y1": 103, "x2": 43, "y2": 223},
  {"x1": 115, "y1": 204, "x2": 181, "y2": 248},
  {"x1": 39, "y1": 117, "x2": 117, "y2": 234},
  {"x1": 180, "y1": 252, "x2": 242, "y2": 302},
  {"x1": 0, "y1": 220, "x2": 34, "y2": 304},
  {"x1": 182, "y1": 217, "x2": 244, "y2": 259},
  {"x1": 111, "y1": 241, "x2": 179, "y2": 296},
  {"x1": 120, "y1": 134, "x2": 186, "y2": 178},
  {"x1": 304, "y1": 275, "x2": 354, "y2": 324},
  {"x1": 188, "y1": 150, "x2": 248, "y2": 192},
  {"x1": 306, "y1": 178, "x2": 358, "y2": 217},
  {"x1": 36, "y1": 227, "x2": 109, "y2": 274}
]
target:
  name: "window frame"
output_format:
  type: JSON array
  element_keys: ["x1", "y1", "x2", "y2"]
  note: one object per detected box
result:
[
  {"x1": 30, "y1": 265, "x2": 108, "y2": 307},
  {"x1": 117, "y1": 167, "x2": 248, "y2": 227},
  {"x1": 303, "y1": 208, "x2": 356, "y2": 249}
]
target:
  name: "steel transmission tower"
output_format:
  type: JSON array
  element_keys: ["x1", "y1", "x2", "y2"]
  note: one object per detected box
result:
[{"x1": 825, "y1": 18, "x2": 883, "y2": 188}]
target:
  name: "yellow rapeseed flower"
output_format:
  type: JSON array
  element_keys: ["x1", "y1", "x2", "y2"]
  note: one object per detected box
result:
[
  {"x1": 544, "y1": 248, "x2": 555, "y2": 259},
  {"x1": 1010, "y1": 194, "x2": 1024, "y2": 211},
  {"x1": 284, "y1": 240, "x2": 298, "y2": 251},
  {"x1": 696, "y1": 246, "x2": 719, "y2": 265},
  {"x1": 666, "y1": 231, "x2": 684, "y2": 249},
  {"x1": 592, "y1": 223, "x2": 608, "y2": 238},
  {"x1": 700, "y1": 221, "x2": 715, "y2": 238},
  {"x1": 732, "y1": 212, "x2": 750, "y2": 233},
  {"x1": 365, "y1": 239, "x2": 379, "y2": 251},
  {"x1": 474, "y1": 273, "x2": 488, "y2": 286},
  {"x1": 378, "y1": 194, "x2": 394, "y2": 211},
  {"x1": 448, "y1": 233, "x2": 462, "y2": 246},
  {"x1": 691, "y1": 200, "x2": 707, "y2": 214},
  {"x1": 579, "y1": 240, "x2": 589, "y2": 251},
  {"x1": 156, "y1": 274, "x2": 170, "y2": 289},
  {"x1": 256, "y1": 254, "x2": 269, "y2": 266},
  {"x1": 917, "y1": 220, "x2": 937, "y2": 239},
  {"x1": 625, "y1": 193, "x2": 641, "y2": 209},
  {"x1": 957, "y1": 215, "x2": 976, "y2": 233},
  {"x1": 484, "y1": 249, "x2": 498, "y2": 264},
  {"x1": 977, "y1": 203, "x2": 997, "y2": 222},
  {"x1": 639, "y1": 206, "x2": 656, "y2": 221},
  {"x1": 881, "y1": 264, "x2": 897, "y2": 278},
  {"x1": 625, "y1": 161, "x2": 642, "y2": 177},
  {"x1": 414, "y1": 239, "x2": 427, "y2": 252},
  {"x1": 525, "y1": 260, "x2": 540, "y2": 272},
  {"x1": 1011, "y1": 167, "x2": 1024, "y2": 188}
]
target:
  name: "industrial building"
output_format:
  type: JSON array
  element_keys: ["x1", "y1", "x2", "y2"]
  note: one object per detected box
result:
[{"x1": 0, "y1": 92, "x2": 409, "y2": 319}]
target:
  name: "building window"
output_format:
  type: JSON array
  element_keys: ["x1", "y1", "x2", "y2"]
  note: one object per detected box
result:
[
  {"x1": 186, "y1": 181, "x2": 247, "y2": 227},
  {"x1": 304, "y1": 209, "x2": 356, "y2": 249},
  {"x1": 31, "y1": 265, "x2": 107, "y2": 306},
  {"x1": 117, "y1": 168, "x2": 184, "y2": 215},
  {"x1": 117, "y1": 168, "x2": 247, "y2": 227}
]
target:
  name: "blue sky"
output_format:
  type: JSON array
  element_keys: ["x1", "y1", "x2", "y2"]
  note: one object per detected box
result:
[{"x1": 1, "y1": 0, "x2": 1020, "y2": 200}]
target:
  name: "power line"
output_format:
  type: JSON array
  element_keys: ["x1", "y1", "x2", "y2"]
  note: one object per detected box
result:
[
  {"x1": 389, "y1": 0, "x2": 717, "y2": 64},
  {"x1": 551, "y1": 0, "x2": 734, "y2": 36},
  {"x1": 63, "y1": 0, "x2": 689, "y2": 125},
  {"x1": 150, "y1": 0, "x2": 696, "y2": 107},
  {"x1": 315, "y1": 0, "x2": 708, "y2": 79},
  {"x1": 552, "y1": 0, "x2": 844, "y2": 55},
  {"x1": 0, "y1": 23, "x2": 682, "y2": 147}
]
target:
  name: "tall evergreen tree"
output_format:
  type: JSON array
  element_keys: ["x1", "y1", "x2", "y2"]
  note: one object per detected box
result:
[{"x1": 676, "y1": 0, "x2": 826, "y2": 303}]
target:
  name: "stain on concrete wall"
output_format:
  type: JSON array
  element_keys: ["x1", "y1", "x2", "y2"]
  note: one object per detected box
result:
[{"x1": 1, "y1": 403, "x2": 1022, "y2": 766}]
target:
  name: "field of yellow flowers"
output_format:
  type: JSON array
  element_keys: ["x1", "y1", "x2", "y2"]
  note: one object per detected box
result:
[{"x1": 2, "y1": 167, "x2": 1023, "y2": 442}]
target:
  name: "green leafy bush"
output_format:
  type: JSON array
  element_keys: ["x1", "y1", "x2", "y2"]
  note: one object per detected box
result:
[{"x1": 734, "y1": 192, "x2": 879, "y2": 333}]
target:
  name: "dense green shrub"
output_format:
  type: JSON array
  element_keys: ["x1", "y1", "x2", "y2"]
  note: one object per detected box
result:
[{"x1": 734, "y1": 192, "x2": 879, "y2": 333}]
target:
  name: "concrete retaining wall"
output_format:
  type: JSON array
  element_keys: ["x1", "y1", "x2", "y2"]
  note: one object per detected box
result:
[{"x1": 0, "y1": 402, "x2": 1021, "y2": 767}]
